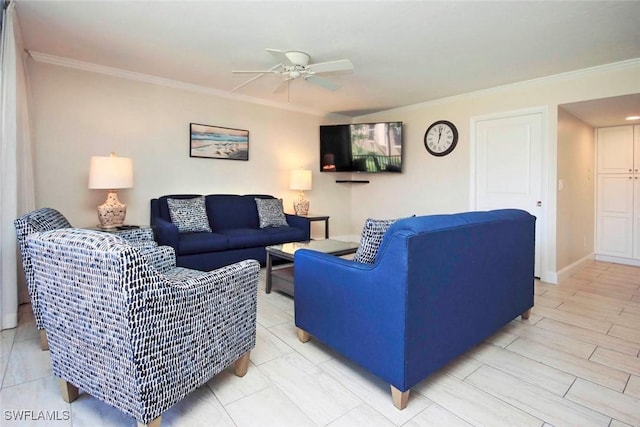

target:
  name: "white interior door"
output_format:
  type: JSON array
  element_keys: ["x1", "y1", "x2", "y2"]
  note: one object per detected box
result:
[{"x1": 472, "y1": 111, "x2": 544, "y2": 278}]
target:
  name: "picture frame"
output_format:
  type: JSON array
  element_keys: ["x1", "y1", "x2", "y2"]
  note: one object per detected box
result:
[{"x1": 189, "y1": 123, "x2": 249, "y2": 161}]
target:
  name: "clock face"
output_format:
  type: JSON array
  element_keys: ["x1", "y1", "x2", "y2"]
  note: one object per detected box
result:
[{"x1": 424, "y1": 120, "x2": 458, "y2": 156}]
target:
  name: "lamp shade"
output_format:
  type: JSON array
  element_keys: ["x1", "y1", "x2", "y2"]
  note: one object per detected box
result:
[
  {"x1": 88, "y1": 154, "x2": 133, "y2": 189},
  {"x1": 290, "y1": 169, "x2": 312, "y2": 191}
]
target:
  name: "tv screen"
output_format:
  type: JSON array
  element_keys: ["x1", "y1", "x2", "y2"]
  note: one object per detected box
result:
[{"x1": 320, "y1": 122, "x2": 403, "y2": 173}]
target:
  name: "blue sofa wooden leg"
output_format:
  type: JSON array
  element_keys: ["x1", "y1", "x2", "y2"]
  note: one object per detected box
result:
[
  {"x1": 297, "y1": 328, "x2": 311, "y2": 343},
  {"x1": 521, "y1": 308, "x2": 532, "y2": 320},
  {"x1": 391, "y1": 385, "x2": 410, "y2": 410}
]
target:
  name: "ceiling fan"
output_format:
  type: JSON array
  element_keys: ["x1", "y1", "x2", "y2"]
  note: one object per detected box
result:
[{"x1": 232, "y1": 48, "x2": 354, "y2": 93}]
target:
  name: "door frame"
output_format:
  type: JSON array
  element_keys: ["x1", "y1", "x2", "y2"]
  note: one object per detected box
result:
[{"x1": 469, "y1": 106, "x2": 554, "y2": 283}]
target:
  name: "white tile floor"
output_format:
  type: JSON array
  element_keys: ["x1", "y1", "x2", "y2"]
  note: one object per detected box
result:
[{"x1": 1, "y1": 261, "x2": 639, "y2": 426}]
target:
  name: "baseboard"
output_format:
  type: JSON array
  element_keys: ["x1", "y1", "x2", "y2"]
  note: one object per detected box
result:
[
  {"x1": 594, "y1": 254, "x2": 640, "y2": 267},
  {"x1": 2, "y1": 311, "x2": 18, "y2": 330},
  {"x1": 541, "y1": 271, "x2": 558, "y2": 285},
  {"x1": 556, "y1": 253, "x2": 595, "y2": 283}
]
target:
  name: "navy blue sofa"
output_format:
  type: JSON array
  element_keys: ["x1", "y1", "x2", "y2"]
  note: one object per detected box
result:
[
  {"x1": 294, "y1": 209, "x2": 535, "y2": 410},
  {"x1": 150, "y1": 194, "x2": 310, "y2": 271}
]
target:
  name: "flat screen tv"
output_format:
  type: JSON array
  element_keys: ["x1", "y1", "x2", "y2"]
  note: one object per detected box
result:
[{"x1": 320, "y1": 122, "x2": 403, "y2": 173}]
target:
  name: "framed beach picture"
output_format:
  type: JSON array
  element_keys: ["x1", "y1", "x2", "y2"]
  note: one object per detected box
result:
[{"x1": 190, "y1": 123, "x2": 249, "y2": 160}]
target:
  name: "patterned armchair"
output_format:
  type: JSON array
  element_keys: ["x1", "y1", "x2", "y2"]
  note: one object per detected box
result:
[
  {"x1": 14, "y1": 208, "x2": 175, "y2": 350},
  {"x1": 27, "y1": 228, "x2": 259, "y2": 427}
]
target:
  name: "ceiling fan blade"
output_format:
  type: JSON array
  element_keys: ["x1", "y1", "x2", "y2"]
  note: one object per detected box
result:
[
  {"x1": 233, "y1": 63, "x2": 281, "y2": 75},
  {"x1": 304, "y1": 75, "x2": 340, "y2": 91},
  {"x1": 266, "y1": 48, "x2": 294, "y2": 66},
  {"x1": 233, "y1": 73, "x2": 274, "y2": 92},
  {"x1": 231, "y1": 64, "x2": 282, "y2": 92},
  {"x1": 306, "y1": 59, "x2": 354, "y2": 74},
  {"x1": 232, "y1": 70, "x2": 280, "y2": 74}
]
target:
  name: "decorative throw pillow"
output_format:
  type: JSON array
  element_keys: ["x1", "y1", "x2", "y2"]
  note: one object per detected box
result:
[
  {"x1": 166, "y1": 196, "x2": 212, "y2": 233},
  {"x1": 255, "y1": 198, "x2": 289, "y2": 228},
  {"x1": 353, "y1": 218, "x2": 398, "y2": 264}
]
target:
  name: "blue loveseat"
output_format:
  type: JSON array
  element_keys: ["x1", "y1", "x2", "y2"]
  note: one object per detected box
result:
[
  {"x1": 150, "y1": 194, "x2": 310, "y2": 271},
  {"x1": 294, "y1": 209, "x2": 535, "y2": 410}
]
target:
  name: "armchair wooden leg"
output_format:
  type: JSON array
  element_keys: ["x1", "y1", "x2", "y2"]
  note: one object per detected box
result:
[
  {"x1": 390, "y1": 385, "x2": 410, "y2": 410},
  {"x1": 39, "y1": 329, "x2": 49, "y2": 351},
  {"x1": 234, "y1": 352, "x2": 251, "y2": 377},
  {"x1": 297, "y1": 328, "x2": 310, "y2": 343},
  {"x1": 521, "y1": 308, "x2": 532, "y2": 320},
  {"x1": 57, "y1": 378, "x2": 79, "y2": 403},
  {"x1": 137, "y1": 415, "x2": 162, "y2": 427}
]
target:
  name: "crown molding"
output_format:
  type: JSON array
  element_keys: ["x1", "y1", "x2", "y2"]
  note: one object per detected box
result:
[
  {"x1": 27, "y1": 51, "x2": 640, "y2": 121},
  {"x1": 27, "y1": 51, "x2": 330, "y2": 117},
  {"x1": 358, "y1": 57, "x2": 640, "y2": 119}
]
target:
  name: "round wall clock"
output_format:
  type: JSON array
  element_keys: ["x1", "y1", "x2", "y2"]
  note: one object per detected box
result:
[{"x1": 424, "y1": 120, "x2": 458, "y2": 156}]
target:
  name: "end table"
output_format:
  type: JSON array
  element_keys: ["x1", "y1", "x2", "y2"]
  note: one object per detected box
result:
[{"x1": 300, "y1": 214, "x2": 330, "y2": 239}]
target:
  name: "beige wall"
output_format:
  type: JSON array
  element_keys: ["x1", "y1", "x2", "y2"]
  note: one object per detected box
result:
[
  {"x1": 556, "y1": 108, "x2": 595, "y2": 271},
  {"x1": 27, "y1": 60, "x2": 352, "y2": 238},
  {"x1": 27, "y1": 58, "x2": 640, "y2": 280},
  {"x1": 355, "y1": 60, "x2": 640, "y2": 282}
]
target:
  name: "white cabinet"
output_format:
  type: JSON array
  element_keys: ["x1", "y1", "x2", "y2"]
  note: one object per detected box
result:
[
  {"x1": 595, "y1": 125, "x2": 640, "y2": 261},
  {"x1": 635, "y1": 170, "x2": 640, "y2": 257},
  {"x1": 596, "y1": 175, "x2": 634, "y2": 257},
  {"x1": 596, "y1": 126, "x2": 635, "y2": 174}
]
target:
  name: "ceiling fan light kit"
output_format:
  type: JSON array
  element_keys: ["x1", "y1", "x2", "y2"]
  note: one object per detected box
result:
[
  {"x1": 289, "y1": 69, "x2": 301, "y2": 79},
  {"x1": 232, "y1": 48, "x2": 353, "y2": 93}
]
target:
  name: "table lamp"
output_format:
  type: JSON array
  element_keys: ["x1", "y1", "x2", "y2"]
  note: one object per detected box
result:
[
  {"x1": 88, "y1": 152, "x2": 133, "y2": 229},
  {"x1": 290, "y1": 169, "x2": 312, "y2": 216}
]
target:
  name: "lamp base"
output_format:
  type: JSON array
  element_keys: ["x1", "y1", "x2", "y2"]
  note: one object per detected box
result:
[
  {"x1": 293, "y1": 196, "x2": 309, "y2": 216},
  {"x1": 97, "y1": 191, "x2": 127, "y2": 230}
]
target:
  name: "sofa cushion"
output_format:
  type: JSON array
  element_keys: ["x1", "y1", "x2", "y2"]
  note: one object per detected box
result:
[
  {"x1": 262, "y1": 226, "x2": 308, "y2": 245},
  {"x1": 255, "y1": 198, "x2": 289, "y2": 228},
  {"x1": 206, "y1": 195, "x2": 264, "y2": 231},
  {"x1": 176, "y1": 232, "x2": 228, "y2": 255},
  {"x1": 353, "y1": 218, "x2": 398, "y2": 264},
  {"x1": 220, "y1": 228, "x2": 272, "y2": 249},
  {"x1": 167, "y1": 196, "x2": 212, "y2": 233}
]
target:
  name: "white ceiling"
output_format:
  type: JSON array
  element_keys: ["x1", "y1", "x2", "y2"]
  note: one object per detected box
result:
[
  {"x1": 560, "y1": 94, "x2": 640, "y2": 128},
  {"x1": 14, "y1": 0, "x2": 640, "y2": 121}
]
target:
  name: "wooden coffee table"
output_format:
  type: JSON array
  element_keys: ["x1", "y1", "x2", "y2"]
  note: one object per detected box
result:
[{"x1": 265, "y1": 239, "x2": 359, "y2": 296}]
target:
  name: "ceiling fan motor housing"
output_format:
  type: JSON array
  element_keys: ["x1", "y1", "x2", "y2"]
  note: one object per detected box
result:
[
  {"x1": 232, "y1": 48, "x2": 352, "y2": 92},
  {"x1": 284, "y1": 51, "x2": 310, "y2": 67}
]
